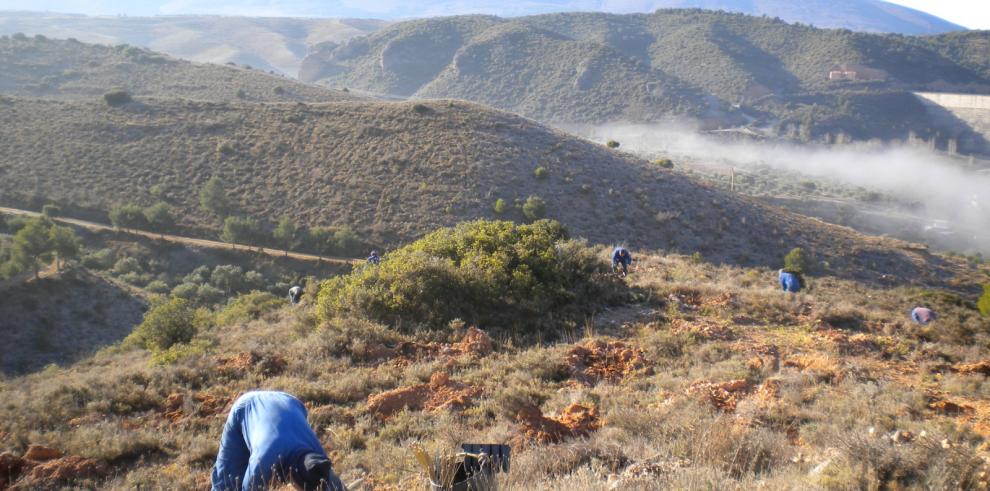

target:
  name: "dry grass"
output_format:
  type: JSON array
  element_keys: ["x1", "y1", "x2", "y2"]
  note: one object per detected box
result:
[{"x1": 0, "y1": 251, "x2": 987, "y2": 489}]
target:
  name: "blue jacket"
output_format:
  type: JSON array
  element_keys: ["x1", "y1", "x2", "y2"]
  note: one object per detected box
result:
[
  {"x1": 211, "y1": 391, "x2": 329, "y2": 491},
  {"x1": 611, "y1": 247, "x2": 632, "y2": 265},
  {"x1": 779, "y1": 270, "x2": 802, "y2": 293}
]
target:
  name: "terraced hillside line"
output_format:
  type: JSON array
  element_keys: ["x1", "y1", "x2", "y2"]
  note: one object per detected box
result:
[{"x1": 0, "y1": 206, "x2": 360, "y2": 266}]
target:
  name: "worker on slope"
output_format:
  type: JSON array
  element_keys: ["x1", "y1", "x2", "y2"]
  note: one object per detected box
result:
[
  {"x1": 367, "y1": 250, "x2": 381, "y2": 265},
  {"x1": 288, "y1": 285, "x2": 303, "y2": 305},
  {"x1": 778, "y1": 269, "x2": 803, "y2": 293},
  {"x1": 211, "y1": 391, "x2": 346, "y2": 491},
  {"x1": 611, "y1": 247, "x2": 633, "y2": 277},
  {"x1": 911, "y1": 306, "x2": 937, "y2": 325}
]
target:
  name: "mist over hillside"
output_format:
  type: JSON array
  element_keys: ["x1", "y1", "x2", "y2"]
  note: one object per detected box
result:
[
  {"x1": 0, "y1": 11, "x2": 386, "y2": 75},
  {"x1": 302, "y1": 9, "x2": 990, "y2": 148},
  {"x1": 575, "y1": 122, "x2": 990, "y2": 254}
]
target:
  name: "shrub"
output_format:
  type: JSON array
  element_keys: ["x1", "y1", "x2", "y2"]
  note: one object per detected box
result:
[
  {"x1": 42, "y1": 204, "x2": 61, "y2": 218},
  {"x1": 125, "y1": 298, "x2": 197, "y2": 351},
  {"x1": 979, "y1": 285, "x2": 990, "y2": 317},
  {"x1": 171, "y1": 283, "x2": 199, "y2": 301},
  {"x1": 784, "y1": 247, "x2": 809, "y2": 273},
  {"x1": 199, "y1": 177, "x2": 229, "y2": 216},
  {"x1": 273, "y1": 216, "x2": 299, "y2": 253},
  {"x1": 113, "y1": 257, "x2": 143, "y2": 275},
  {"x1": 522, "y1": 195, "x2": 547, "y2": 221},
  {"x1": 333, "y1": 225, "x2": 363, "y2": 255},
  {"x1": 103, "y1": 89, "x2": 132, "y2": 106},
  {"x1": 82, "y1": 248, "x2": 115, "y2": 270},
  {"x1": 606, "y1": 140, "x2": 620, "y2": 148},
  {"x1": 216, "y1": 291, "x2": 283, "y2": 326},
  {"x1": 533, "y1": 166, "x2": 548, "y2": 179},
  {"x1": 196, "y1": 284, "x2": 225, "y2": 305},
  {"x1": 143, "y1": 202, "x2": 175, "y2": 235},
  {"x1": 109, "y1": 204, "x2": 149, "y2": 230},
  {"x1": 655, "y1": 158, "x2": 674, "y2": 169},
  {"x1": 316, "y1": 219, "x2": 624, "y2": 334},
  {"x1": 493, "y1": 198, "x2": 508, "y2": 215},
  {"x1": 220, "y1": 216, "x2": 261, "y2": 244},
  {"x1": 10, "y1": 217, "x2": 53, "y2": 278},
  {"x1": 273, "y1": 86, "x2": 286, "y2": 95},
  {"x1": 145, "y1": 280, "x2": 170, "y2": 294},
  {"x1": 210, "y1": 264, "x2": 244, "y2": 295}
]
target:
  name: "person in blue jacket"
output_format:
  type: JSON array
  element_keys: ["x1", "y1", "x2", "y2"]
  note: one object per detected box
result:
[
  {"x1": 211, "y1": 391, "x2": 345, "y2": 491},
  {"x1": 367, "y1": 250, "x2": 381, "y2": 265},
  {"x1": 611, "y1": 247, "x2": 633, "y2": 276},
  {"x1": 911, "y1": 306, "x2": 937, "y2": 325},
  {"x1": 778, "y1": 269, "x2": 803, "y2": 293}
]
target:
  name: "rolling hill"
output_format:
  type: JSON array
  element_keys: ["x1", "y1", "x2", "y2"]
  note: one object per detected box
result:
[
  {"x1": 0, "y1": 95, "x2": 968, "y2": 285},
  {"x1": 0, "y1": 34, "x2": 358, "y2": 102},
  {"x1": 301, "y1": 10, "x2": 990, "y2": 142},
  {"x1": 0, "y1": 11, "x2": 387, "y2": 75}
]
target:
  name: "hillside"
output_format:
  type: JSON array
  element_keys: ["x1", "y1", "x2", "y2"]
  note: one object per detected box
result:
[
  {"x1": 0, "y1": 35, "x2": 358, "y2": 102},
  {"x1": 301, "y1": 10, "x2": 990, "y2": 142},
  {"x1": 0, "y1": 11, "x2": 387, "y2": 75},
  {"x1": 644, "y1": 0, "x2": 965, "y2": 35},
  {"x1": 0, "y1": 96, "x2": 972, "y2": 285},
  {"x1": 0, "y1": 249, "x2": 987, "y2": 489}
]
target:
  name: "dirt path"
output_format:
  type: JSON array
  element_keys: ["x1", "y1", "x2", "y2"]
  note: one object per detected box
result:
[{"x1": 0, "y1": 206, "x2": 361, "y2": 266}]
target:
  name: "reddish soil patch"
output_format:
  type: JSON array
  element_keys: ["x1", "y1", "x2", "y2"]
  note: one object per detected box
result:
[
  {"x1": 929, "y1": 399, "x2": 974, "y2": 416},
  {"x1": 24, "y1": 456, "x2": 108, "y2": 487},
  {"x1": 366, "y1": 372, "x2": 482, "y2": 418},
  {"x1": 0, "y1": 453, "x2": 27, "y2": 488},
  {"x1": 953, "y1": 361, "x2": 990, "y2": 377},
  {"x1": 376, "y1": 328, "x2": 494, "y2": 366},
  {"x1": 163, "y1": 393, "x2": 185, "y2": 422},
  {"x1": 217, "y1": 351, "x2": 287, "y2": 377},
  {"x1": 23, "y1": 445, "x2": 61, "y2": 462},
  {"x1": 516, "y1": 403, "x2": 602, "y2": 444},
  {"x1": 566, "y1": 339, "x2": 652, "y2": 385},
  {"x1": 687, "y1": 379, "x2": 753, "y2": 412},
  {"x1": 193, "y1": 393, "x2": 231, "y2": 418}
]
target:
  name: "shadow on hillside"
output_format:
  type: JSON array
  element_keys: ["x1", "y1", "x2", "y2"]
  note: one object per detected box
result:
[{"x1": 0, "y1": 269, "x2": 147, "y2": 375}]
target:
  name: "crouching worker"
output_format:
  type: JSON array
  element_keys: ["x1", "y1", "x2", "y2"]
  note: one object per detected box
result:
[
  {"x1": 911, "y1": 306, "x2": 937, "y2": 326},
  {"x1": 778, "y1": 269, "x2": 803, "y2": 293},
  {"x1": 288, "y1": 285, "x2": 303, "y2": 305},
  {"x1": 211, "y1": 391, "x2": 346, "y2": 491},
  {"x1": 611, "y1": 247, "x2": 633, "y2": 276}
]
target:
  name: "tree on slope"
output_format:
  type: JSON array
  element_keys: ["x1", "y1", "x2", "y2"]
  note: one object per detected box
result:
[
  {"x1": 11, "y1": 218, "x2": 53, "y2": 278},
  {"x1": 200, "y1": 177, "x2": 230, "y2": 216},
  {"x1": 49, "y1": 225, "x2": 80, "y2": 272}
]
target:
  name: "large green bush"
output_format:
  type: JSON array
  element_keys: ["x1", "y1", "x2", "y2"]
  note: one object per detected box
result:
[
  {"x1": 783, "y1": 247, "x2": 809, "y2": 273},
  {"x1": 316, "y1": 219, "x2": 623, "y2": 334},
  {"x1": 125, "y1": 298, "x2": 198, "y2": 351}
]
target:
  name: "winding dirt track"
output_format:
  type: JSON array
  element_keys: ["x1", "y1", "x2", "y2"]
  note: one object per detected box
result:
[{"x1": 0, "y1": 206, "x2": 361, "y2": 265}]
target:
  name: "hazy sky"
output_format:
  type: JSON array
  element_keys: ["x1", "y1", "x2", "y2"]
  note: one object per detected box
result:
[{"x1": 1, "y1": 0, "x2": 987, "y2": 29}]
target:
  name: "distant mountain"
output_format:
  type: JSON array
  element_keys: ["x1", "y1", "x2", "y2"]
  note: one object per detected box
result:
[
  {"x1": 0, "y1": 35, "x2": 358, "y2": 102},
  {"x1": 639, "y1": 0, "x2": 965, "y2": 35},
  {"x1": 0, "y1": 11, "x2": 387, "y2": 75},
  {"x1": 301, "y1": 10, "x2": 990, "y2": 146}
]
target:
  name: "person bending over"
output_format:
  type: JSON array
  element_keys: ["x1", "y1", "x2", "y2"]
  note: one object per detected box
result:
[{"x1": 211, "y1": 391, "x2": 345, "y2": 491}]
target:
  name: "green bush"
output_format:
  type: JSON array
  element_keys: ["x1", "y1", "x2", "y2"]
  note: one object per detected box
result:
[
  {"x1": 979, "y1": 285, "x2": 990, "y2": 317},
  {"x1": 199, "y1": 177, "x2": 230, "y2": 216},
  {"x1": 522, "y1": 196, "x2": 547, "y2": 221},
  {"x1": 606, "y1": 140, "x2": 620, "y2": 149},
  {"x1": 42, "y1": 204, "x2": 61, "y2": 218},
  {"x1": 113, "y1": 257, "x2": 143, "y2": 275},
  {"x1": 109, "y1": 204, "x2": 149, "y2": 230},
  {"x1": 533, "y1": 166, "x2": 548, "y2": 180},
  {"x1": 216, "y1": 291, "x2": 283, "y2": 326},
  {"x1": 784, "y1": 247, "x2": 809, "y2": 273},
  {"x1": 655, "y1": 158, "x2": 674, "y2": 169},
  {"x1": 196, "y1": 284, "x2": 225, "y2": 305},
  {"x1": 171, "y1": 283, "x2": 199, "y2": 301},
  {"x1": 143, "y1": 202, "x2": 175, "y2": 234},
  {"x1": 82, "y1": 248, "x2": 115, "y2": 270},
  {"x1": 125, "y1": 298, "x2": 197, "y2": 351},
  {"x1": 493, "y1": 198, "x2": 508, "y2": 215},
  {"x1": 145, "y1": 280, "x2": 170, "y2": 295},
  {"x1": 103, "y1": 89, "x2": 132, "y2": 106},
  {"x1": 333, "y1": 226, "x2": 363, "y2": 256},
  {"x1": 316, "y1": 219, "x2": 624, "y2": 334},
  {"x1": 220, "y1": 216, "x2": 261, "y2": 244}
]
